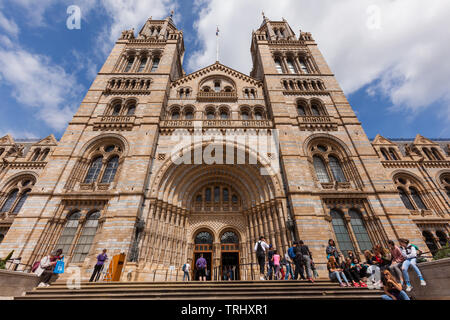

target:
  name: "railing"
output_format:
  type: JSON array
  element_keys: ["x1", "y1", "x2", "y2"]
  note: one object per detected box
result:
[
  {"x1": 160, "y1": 119, "x2": 273, "y2": 129},
  {"x1": 197, "y1": 91, "x2": 238, "y2": 102},
  {"x1": 93, "y1": 115, "x2": 136, "y2": 131}
]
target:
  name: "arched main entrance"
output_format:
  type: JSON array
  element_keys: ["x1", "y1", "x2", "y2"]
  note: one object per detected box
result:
[
  {"x1": 193, "y1": 230, "x2": 213, "y2": 281},
  {"x1": 220, "y1": 230, "x2": 240, "y2": 280},
  {"x1": 140, "y1": 141, "x2": 292, "y2": 280}
]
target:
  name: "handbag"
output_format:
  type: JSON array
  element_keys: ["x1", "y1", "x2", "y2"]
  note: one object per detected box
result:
[{"x1": 53, "y1": 257, "x2": 65, "y2": 274}]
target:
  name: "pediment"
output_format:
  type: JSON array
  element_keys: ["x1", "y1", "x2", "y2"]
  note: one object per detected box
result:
[
  {"x1": 372, "y1": 134, "x2": 395, "y2": 145},
  {"x1": 413, "y1": 134, "x2": 437, "y2": 146},
  {"x1": 171, "y1": 62, "x2": 262, "y2": 89},
  {"x1": 0, "y1": 134, "x2": 15, "y2": 145},
  {"x1": 34, "y1": 134, "x2": 58, "y2": 146}
]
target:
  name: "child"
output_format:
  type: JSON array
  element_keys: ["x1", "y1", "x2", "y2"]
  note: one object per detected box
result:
[{"x1": 272, "y1": 249, "x2": 281, "y2": 280}]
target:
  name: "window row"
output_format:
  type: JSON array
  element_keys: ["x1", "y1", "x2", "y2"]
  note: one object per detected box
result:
[
  {"x1": 106, "y1": 78, "x2": 151, "y2": 91},
  {"x1": 274, "y1": 55, "x2": 312, "y2": 74},
  {"x1": 421, "y1": 230, "x2": 449, "y2": 255},
  {"x1": 29, "y1": 148, "x2": 50, "y2": 162},
  {"x1": 379, "y1": 146, "x2": 445, "y2": 161},
  {"x1": 107, "y1": 100, "x2": 136, "y2": 116},
  {"x1": 117, "y1": 52, "x2": 160, "y2": 73},
  {"x1": 297, "y1": 99, "x2": 327, "y2": 117},
  {"x1": 283, "y1": 79, "x2": 325, "y2": 91},
  {"x1": 167, "y1": 106, "x2": 268, "y2": 121},
  {"x1": 55, "y1": 210, "x2": 101, "y2": 263}
]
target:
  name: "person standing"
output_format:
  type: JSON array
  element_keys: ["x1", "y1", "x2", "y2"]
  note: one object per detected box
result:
[
  {"x1": 284, "y1": 250, "x2": 294, "y2": 280},
  {"x1": 267, "y1": 244, "x2": 275, "y2": 280},
  {"x1": 293, "y1": 241, "x2": 306, "y2": 280},
  {"x1": 399, "y1": 238, "x2": 426, "y2": 292},
  {"x1": 298, "y1": 240, "x2": 314, "y2": 283},
  {"x1": 35, "y1": 251, "x2": 58, "y2": 287},
  {"x1": 89, "y1": 249, "x2": 108, "y2": 282},
  {"x1": 272, "y1": 249, "x2": 281, "y2": 280},
  {"x1": 196, "y1": 254, "x2": 207, "y2": 281},
  {"x1": 326, "y1": 239, "x2": 340, "y2": 264},
  {"x1": 182, "y1": 260, "x2": 191, "y2": 281},
  {"x1": 254, "y1": 236, "x2": 270, "y2": 280}
]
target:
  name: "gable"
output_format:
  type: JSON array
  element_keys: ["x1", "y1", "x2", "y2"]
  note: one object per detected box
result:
[
  {"x1": 0, "y1": 134, "x2": 15, "y2": 145},
  {"x1": 372, "y1": 134, "x2": 395, "y2": 146},
  {"x1": 413, "y1": 134, "x2": 438, "y2": 146}
]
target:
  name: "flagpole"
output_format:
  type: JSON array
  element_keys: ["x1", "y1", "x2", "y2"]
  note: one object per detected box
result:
[{"x1": 216, "y1": 25, "x2": 219, "y2": 62}]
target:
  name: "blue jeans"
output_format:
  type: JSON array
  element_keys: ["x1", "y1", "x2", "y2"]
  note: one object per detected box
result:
[
  {"x1": 267, "y1": 264, "x2": 275, "y2": 280},
  {"x1": 381, "y1": 291, "x2": 410, "y2": 300},
  {"x1": 329, "y1": 271, "x2": 348, "y2": 285},
  {"x1": 285, "y1": 263, "x2": 295, "y2": 280},
  {"x1": 183, "y1": 271, "x2": 190, "y2": 281},
  {"x1": 402, "y1": 258, "x2": 423, "y2": 283}
]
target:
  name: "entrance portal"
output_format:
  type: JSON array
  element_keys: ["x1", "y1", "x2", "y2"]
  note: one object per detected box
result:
[{"x1": 221, "y1": 252, "x2": 239, "y2": 280}]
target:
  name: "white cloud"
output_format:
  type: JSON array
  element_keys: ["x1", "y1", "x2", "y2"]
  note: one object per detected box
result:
[
  {"x1": 188, "y1": 0, "x2": 450, "y2": 120},
  {"x1": 0, "y1": 11, "x2": 19, "y2": 36},
  {"x1": 0, "y1": 45, "x2": 83, "y2": 131},
  {"x1": 97, "y1": 0, "x2": 173, "y2": 56}
]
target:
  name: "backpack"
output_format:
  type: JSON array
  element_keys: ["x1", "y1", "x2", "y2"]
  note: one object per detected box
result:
[
  {"x1": 288, "y1": 247, "x2": 296, "y2": 259},
  {"x1": 411, "y1": 244, "x2": 422, "y2": 256},
  {"x1": 256, "y1": 241, "x2": 265, "y2": 257},
  {"x1": 182, "y1": 264, "x2": 186, "y2": 272}
]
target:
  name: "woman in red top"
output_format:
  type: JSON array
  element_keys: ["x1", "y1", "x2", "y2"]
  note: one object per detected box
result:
[{"x1": 387, "y1": 240, "x2": 405, "y2": 285}]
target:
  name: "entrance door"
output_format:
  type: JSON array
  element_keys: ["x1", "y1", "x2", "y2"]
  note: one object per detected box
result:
[
  {"x1": 193, "y1": 252, "x2": 212, "y2": 281},
  {"x1": 221, "y1": 252, "x2": 239, "y2": 280}
]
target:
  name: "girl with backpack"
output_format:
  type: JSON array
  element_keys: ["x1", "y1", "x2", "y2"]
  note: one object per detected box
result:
[{"x1": 399, "y1": 238, "x2": 426, "y2": 292}]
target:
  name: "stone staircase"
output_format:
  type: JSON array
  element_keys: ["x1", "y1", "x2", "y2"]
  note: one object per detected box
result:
[{"x1": 16, "y1": 279, "x2": 383, "y2": 300}]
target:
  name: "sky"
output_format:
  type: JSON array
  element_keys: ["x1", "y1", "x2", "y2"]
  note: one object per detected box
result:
[{"x1": 0, "y1": 0, "x2": 449, "y2": 141}]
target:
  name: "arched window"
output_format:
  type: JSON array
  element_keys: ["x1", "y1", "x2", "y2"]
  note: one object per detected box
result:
[
  {"x1": 431, "y1": 148, "x2": 442, "y2": 160},
  {"x1": 244, "y1": 89, "x2": 249, "y2": 98},
  {"x1": 423, "y1": 148, "x2": 434, "y2": 160},
  {"x1": 422, "y1": 231, "x2": 438, "y2": 255},
  {"x1": 31, "y1": 149, "x2": 41, "y2": 161},
  {"x1": 138, "y1": 57, "x2": 147, "y2": 72},
  {"x1": 398, "y1": 188, "x2": 414, "y2": 210},
  {"x1": 72, "y1": 211, "x2": 101, "y2": 263},
  {"x1": 214, "y1": 81, "x2": 221, "y2": 92},
  {"x1": 100, "y1": 156, "x2": 119, "y2": 183},
  {"x1": 40, "y1": 149, "x2": 50, "y2": 161},
  {"x1": 313, "y1": 156, "x2": 330, "y2": 183},
  {"x1": 0, "y1": 148, "x2": 4, "y2": 157},
  {"x1": 0, "y1": 189, "x2": 18, "y2": 213},
  {"x1": 223, "y1": 188, "x2": 229, "y2": 202},
  {"x1": 220, "y1": 110, "x2": 229, "y2": 120},
  {"x1": 311, "y1": 103, "x2": 321, "y2": 116},
  {"x1": 205, "y1": 188, "x2": 211, "y2": 202},
  {"x1": 126, "y1": 104, "x2": 136, "y2": 115},
  {"x1": 206, "y1": 109, "x2": 215, "y2": 120},
  {"x1": 329, "y1": 156, "x2": 346, "y2": 182},
  {"x1": 195, "y1": 231, "x2": 213, "y2": 244},
  {"x1": 389, "y1": 148, "x2": 398, "y2": 160},
  {"x1": 196, "y1": 195, "x2": 202, "y2": 202},
  {"x1": 348, "y1": 209, "x2": 373, "y2": 252},
  {"x1": 112, "y1": 103, "x2": 121, "y2": 116},
  {"x1": 409, "y1": 187, "x2": 427, "y2": 210},
  {"x1": 254, "y1": 111, "x2": 263, "y2": 120},
  {"x1": 286, "y1": 59, "x2": 296, "y2": 73},
  {"x1": 297, "y1": 102, "x2": 306, "y2": 116},
  {"x1": 274, "y1": 58, "x2": 283, "y2": 73},
  {"x1": 232, "y1": 194, "x2": 238, "y2": 204},
  {"x1": 250, "y1": 89, "x2": 256, "y2": 99},
  {"x1": 55, "y1": 211, "x2": 81, "y2": 255},
  {"x1": 84, "y1": 156, "x2": 103, "y2": 183},
  {"x1": 151, "y1": 57, "x2": 160, "y2": 72},
  {"x1": 0, "y1": 234, "x2": 4, "y2": 244},
  {"x1": 214, "y1": 186, "x2": 220, "y2": 202},
  {"x1": 185, "y1": 109, "x2": 194, "y2": 120},
  {"x1": 221, "y1": 231, "x2": 239, "y2": 243},
  {"x1": 380, "y1": 148, "x2": 389, "y2": 160},
  {"x1": 330, "y1": 210, "x2": 355, "y2": 254},
  {"x1": 436, "y1": 231, "x2": 448, "y2": 247},
  {"x1": 299, "y1": 58, "x2": 309, "y2": 74},
  {"x1": 241, "y1": 111, "x2": 249, "y2": 120},
  {"x1": 171, "y1": 110, "x2": 180, "y2": 120},
  {"x1": 12, "y1": 190, "x2": 30, "y2": 214},
  {"x1": 124, "y1": 56, "x2": 134, "y2": 72}
]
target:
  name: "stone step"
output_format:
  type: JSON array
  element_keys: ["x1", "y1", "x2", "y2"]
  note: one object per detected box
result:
[{"x1": 18, "y1": 280, "x2": 383, "y2": 300}]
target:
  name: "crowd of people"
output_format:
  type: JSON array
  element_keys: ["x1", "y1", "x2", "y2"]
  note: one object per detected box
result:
[{"x1": 255, "y1": 236, "x2": 428, "y2": 300}]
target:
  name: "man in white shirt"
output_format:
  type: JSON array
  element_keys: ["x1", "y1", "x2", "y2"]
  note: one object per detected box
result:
[{"x1": 254, "y1": 236, "x2": 270, "y2": 280}]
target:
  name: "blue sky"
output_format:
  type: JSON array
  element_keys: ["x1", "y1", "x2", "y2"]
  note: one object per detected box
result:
[{"x1": 0, "y1": 0, "x2": 449, "y2": 141}]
